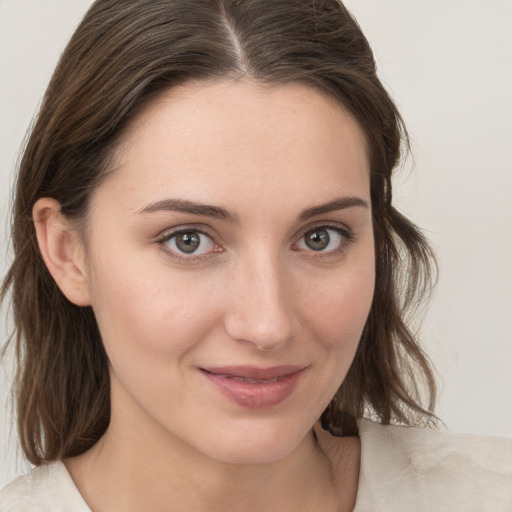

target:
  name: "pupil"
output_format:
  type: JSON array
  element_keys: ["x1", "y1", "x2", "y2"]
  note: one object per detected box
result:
[
  {"x1": 305, "y1": 229, "x2": 330, "y2": 251},
  {"x1": 176, "y1": 232, "x2": 200, "y2": 253}
]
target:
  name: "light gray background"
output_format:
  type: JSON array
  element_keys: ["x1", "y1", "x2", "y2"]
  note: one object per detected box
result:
[{"x1": 1, "y1": 0, "x2": 511, "y2": 488}]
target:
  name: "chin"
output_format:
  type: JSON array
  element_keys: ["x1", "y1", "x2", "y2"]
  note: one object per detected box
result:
[{"x1": 195, "y1": 417, "x2": 312, "y2": 465}]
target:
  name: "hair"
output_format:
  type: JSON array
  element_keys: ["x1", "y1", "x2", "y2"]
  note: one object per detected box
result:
[{"x1": 1, "y1": 0, "x2": 437, "y2": 465}]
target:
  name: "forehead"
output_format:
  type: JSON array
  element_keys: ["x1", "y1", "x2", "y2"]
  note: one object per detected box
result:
[{"x1": 96, "y1": 80, "x2": 370, "y2": 215}]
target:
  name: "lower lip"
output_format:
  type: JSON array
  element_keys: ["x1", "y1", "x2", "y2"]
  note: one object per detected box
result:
[{"x1": 202, "y1": 369, "x2": 304, "y2": 409}]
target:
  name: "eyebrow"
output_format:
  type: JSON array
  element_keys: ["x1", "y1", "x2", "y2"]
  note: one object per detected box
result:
[
  {"x1": 297, "y1": 196, "x2": 369, "y2": 221},
  {"x1": 138, "y1": 198, "x2": 240, "y2": 222},
  {"x1": 138, "y1": 196, "x2": 368, "y2": 223}
]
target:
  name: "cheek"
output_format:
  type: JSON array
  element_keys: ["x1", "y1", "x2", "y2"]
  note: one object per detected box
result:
[
  {"x1": 87, "y1": 253, "x2": 218, "y2": 367},
  {"x1": 305, "y1": 261, "x2": 375, "y2": 400},
  {"x1": 302, "y1": 259, "x2": 375, "y2": 352},
  {"x1": 88, "y1": 265, "x2": 224, "y2": 419}
]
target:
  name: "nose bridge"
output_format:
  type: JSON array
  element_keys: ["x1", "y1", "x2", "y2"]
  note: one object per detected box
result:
[{"x1": 224, "y1": 247, "x2": 294, "y2": 350}]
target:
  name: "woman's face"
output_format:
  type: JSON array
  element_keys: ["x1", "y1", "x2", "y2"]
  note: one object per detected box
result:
[{"x1": 81, "y1": 80, "x2": 375, "y2": 464}]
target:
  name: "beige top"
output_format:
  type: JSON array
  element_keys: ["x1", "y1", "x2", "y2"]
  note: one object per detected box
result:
[{"x1": 1, "y1": 419, "x2": 511, "y2": 511}]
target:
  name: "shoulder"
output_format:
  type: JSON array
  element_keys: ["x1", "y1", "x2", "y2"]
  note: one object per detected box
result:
[
  {"x1": 355, "y1": 418, "x2": 512, "y2": 512},
  {"x1": 0, "y1": 461, "x2": 91, "y2": 511}
]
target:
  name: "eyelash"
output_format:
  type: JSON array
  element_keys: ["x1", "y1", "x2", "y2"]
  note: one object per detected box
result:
[
  {"x1": 155, "y1": 225, "x2": 219, "y2": 263},
  {"x1": 155, "y1": 223, "x2": 355, "y2": 263},
  {"x1": 293, "y1": 224, "x2": 355, "y2": 260}
]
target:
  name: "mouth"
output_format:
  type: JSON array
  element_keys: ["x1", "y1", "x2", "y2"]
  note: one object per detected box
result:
[{"x1": 200, "y1": 365, "x2": 306, "y2": 409}]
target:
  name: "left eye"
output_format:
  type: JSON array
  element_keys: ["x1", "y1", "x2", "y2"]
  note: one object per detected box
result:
[
  {"x1": 296, "y1": 227, "x2": 346, "y2": 253},
  {"x1": 164, "y1": 230, "x2": 216, "y2": 255}
]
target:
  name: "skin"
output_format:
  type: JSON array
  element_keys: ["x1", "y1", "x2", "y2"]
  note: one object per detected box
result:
[{"x1": 34, "y1": 80, "x2": 375, "y2": 511}]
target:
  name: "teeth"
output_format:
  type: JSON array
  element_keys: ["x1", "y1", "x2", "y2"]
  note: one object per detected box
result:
[
  {"x1": 229, "y1": 376, "x2": 280, "y2": 384},
  {"x1": 208, "y1": 372, "x2": 284, "y2": 383}
]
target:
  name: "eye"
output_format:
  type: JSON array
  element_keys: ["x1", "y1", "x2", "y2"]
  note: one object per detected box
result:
[
  {"x1": 295, "y1": 226, "x2": 351, "y2": 253},
  {"x1": 162, "y1": 229, "x2": 217, "y2": 257}
]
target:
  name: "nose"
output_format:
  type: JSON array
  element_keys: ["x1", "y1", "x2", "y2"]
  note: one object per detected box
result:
[{"x1": 223, "y1": 252, "x2": 295, "y2": 351}]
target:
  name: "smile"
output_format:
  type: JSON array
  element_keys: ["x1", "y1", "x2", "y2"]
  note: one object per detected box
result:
[
  {"x1": 223, "y1": 376, "x2": 281, "y2": 384},
  {"x1": 200, "y1": 365, "x2": 306, "y2": 409}
]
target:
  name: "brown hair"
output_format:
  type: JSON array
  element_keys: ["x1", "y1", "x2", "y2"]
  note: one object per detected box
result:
[{"x1": 1, "y1": 0, "x2": 437, "y2": 464}]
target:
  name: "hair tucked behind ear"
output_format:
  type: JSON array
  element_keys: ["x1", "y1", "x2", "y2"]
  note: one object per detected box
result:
[{"x1": 2, "y1": 0, "x2": 436, "y2": 464}]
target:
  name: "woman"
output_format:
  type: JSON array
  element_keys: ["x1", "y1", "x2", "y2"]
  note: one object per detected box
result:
[{"x1": 1, "y1": 0, "x2": 511, "y2": 510}]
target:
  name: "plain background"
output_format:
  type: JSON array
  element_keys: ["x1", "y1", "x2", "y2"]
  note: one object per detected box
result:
[{"x1": 1, "y1": 0, "x2": 511, "y2": 489}]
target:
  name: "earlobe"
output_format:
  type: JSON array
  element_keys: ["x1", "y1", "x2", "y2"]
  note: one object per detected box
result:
[{"x1": 33, "y1": 198, "x2": 92, "y2": 307}]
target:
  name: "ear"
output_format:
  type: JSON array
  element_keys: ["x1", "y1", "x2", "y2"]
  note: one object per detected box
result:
[{"x1": 33, "y1": 198, "x2": 92, "y2": 306}]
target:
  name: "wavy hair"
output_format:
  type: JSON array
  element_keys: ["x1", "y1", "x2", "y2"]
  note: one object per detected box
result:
[{"x1": 1, "y1": 0, "x2": 437, "y2": 464}]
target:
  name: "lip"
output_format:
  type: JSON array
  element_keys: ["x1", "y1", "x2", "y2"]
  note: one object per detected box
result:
[{"x1": 200, "y1": 365, "x2": 306, "y2": 409}]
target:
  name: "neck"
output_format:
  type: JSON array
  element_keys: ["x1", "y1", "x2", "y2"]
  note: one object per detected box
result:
[
  {"x1": 67, "y1": 426, "x2": 338, "y2": 512},
  {"x1": 64, "y1": 383, "x2": 356, "y2": 512}
]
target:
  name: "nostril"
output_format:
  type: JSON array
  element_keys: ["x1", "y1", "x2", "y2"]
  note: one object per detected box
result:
[{"x1": 223, "y1": 264, "x2": 295, "y2": 349}]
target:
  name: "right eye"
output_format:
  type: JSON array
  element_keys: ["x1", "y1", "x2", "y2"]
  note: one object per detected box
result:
[{"x1": 160, "y1": 229, "x2": 218, "y2": 258}]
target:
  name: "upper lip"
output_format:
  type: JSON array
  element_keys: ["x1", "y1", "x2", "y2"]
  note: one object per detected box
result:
[{"x1": 200, "y1": 365, "x2": 305, "y2": 380}]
